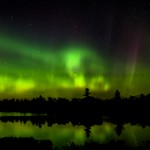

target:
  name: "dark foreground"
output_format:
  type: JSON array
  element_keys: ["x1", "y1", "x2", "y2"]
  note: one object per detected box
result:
[{"x1": 0, "y1": 137, "x2": 150, "y2": 150}]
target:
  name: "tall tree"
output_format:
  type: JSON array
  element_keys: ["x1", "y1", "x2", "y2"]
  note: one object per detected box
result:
[
  {"x1": 114, "y1": 90, "x2": 121, "y2": 100},
  {"x1": 84, "y1": 88, "x2": 90, "y2": 98}
]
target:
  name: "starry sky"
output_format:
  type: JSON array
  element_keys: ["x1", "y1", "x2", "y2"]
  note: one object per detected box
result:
[{"x1": 0, "y1": 0, "x2": 150, "y2": 99}]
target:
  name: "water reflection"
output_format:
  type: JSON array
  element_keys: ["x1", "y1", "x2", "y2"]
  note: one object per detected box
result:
[
  {"x1": 0, "y1": 121, "x2": 86, "y2": 148},
  {"x1": 0, "y1": 120, "x2": 150, "y2": 148},
  {"x1": 0, "y1": 112, "x2": 47, "y2": 116}
]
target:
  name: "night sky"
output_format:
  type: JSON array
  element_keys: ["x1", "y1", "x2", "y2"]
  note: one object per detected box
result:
[{"x1": 0, "y1": 0, "x2": 150, "y2": 99}]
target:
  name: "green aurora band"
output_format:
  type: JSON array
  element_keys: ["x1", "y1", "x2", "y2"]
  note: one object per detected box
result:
[{"x1": 0, "y1": 33, "x2": 149, "y2": 99}]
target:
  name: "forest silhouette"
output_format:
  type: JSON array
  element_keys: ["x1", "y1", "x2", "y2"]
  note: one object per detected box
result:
[
  {"x1": 0, "y1": 88, "x2": 149, "y2": 118},
  {"x1": 0, "y1": 88, "x2": 150, "y2": 149},
  {"x1": 0, "y1": 89, "x2": 150, "y2": 135}
]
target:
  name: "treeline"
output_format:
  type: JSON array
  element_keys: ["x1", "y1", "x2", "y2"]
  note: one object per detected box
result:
[{"x1": 0, "y1": 89, "x2": 150, "y2": 118}]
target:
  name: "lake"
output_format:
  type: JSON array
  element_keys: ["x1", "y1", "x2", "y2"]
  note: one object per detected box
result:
[{"x1": 0, "y1": 113, "x2": 149, "y2": 149}]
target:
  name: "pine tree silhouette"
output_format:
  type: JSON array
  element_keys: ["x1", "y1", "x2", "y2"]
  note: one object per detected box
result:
[
  {"x1": 84, "y1": 88, "x2": 90, "y2": 98},
  {"x1": 114, "y1": 90, "x2": 121, "y2": 100}
]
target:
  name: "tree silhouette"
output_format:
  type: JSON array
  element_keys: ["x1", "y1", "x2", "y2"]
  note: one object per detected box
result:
[
  {"x1": 84, "y1": 125, "x2": 91, "y2": 138},
  {"x1": 114, "y1": 90, "x2": 121, "y2": 100},
  {"x1": 114, "y1": 124, "x2": 124, "y2": 136},
  {"x1": 84, "y1": 88, "x2": 90, "y2": 98}
]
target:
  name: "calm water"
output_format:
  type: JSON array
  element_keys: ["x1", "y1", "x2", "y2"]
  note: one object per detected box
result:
[
  {"x1": 0, "y1": 116, "x2": 150, "y2": 148},
  {"x1": 0, "y1": 112, "x2": 47, "y2": 116}
]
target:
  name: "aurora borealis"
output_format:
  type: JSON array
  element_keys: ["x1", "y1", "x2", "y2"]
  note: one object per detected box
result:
[
  {"x1": 0, "y1": 33, "x2": 110, "y2": 99},
  {"x1": 0, "y1": 0, "x2": 150, "y2": 99}
]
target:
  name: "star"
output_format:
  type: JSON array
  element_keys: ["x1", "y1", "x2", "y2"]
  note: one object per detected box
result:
[{"x1": 10, "y1": 16, "x2": 14, "y2": 22}]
